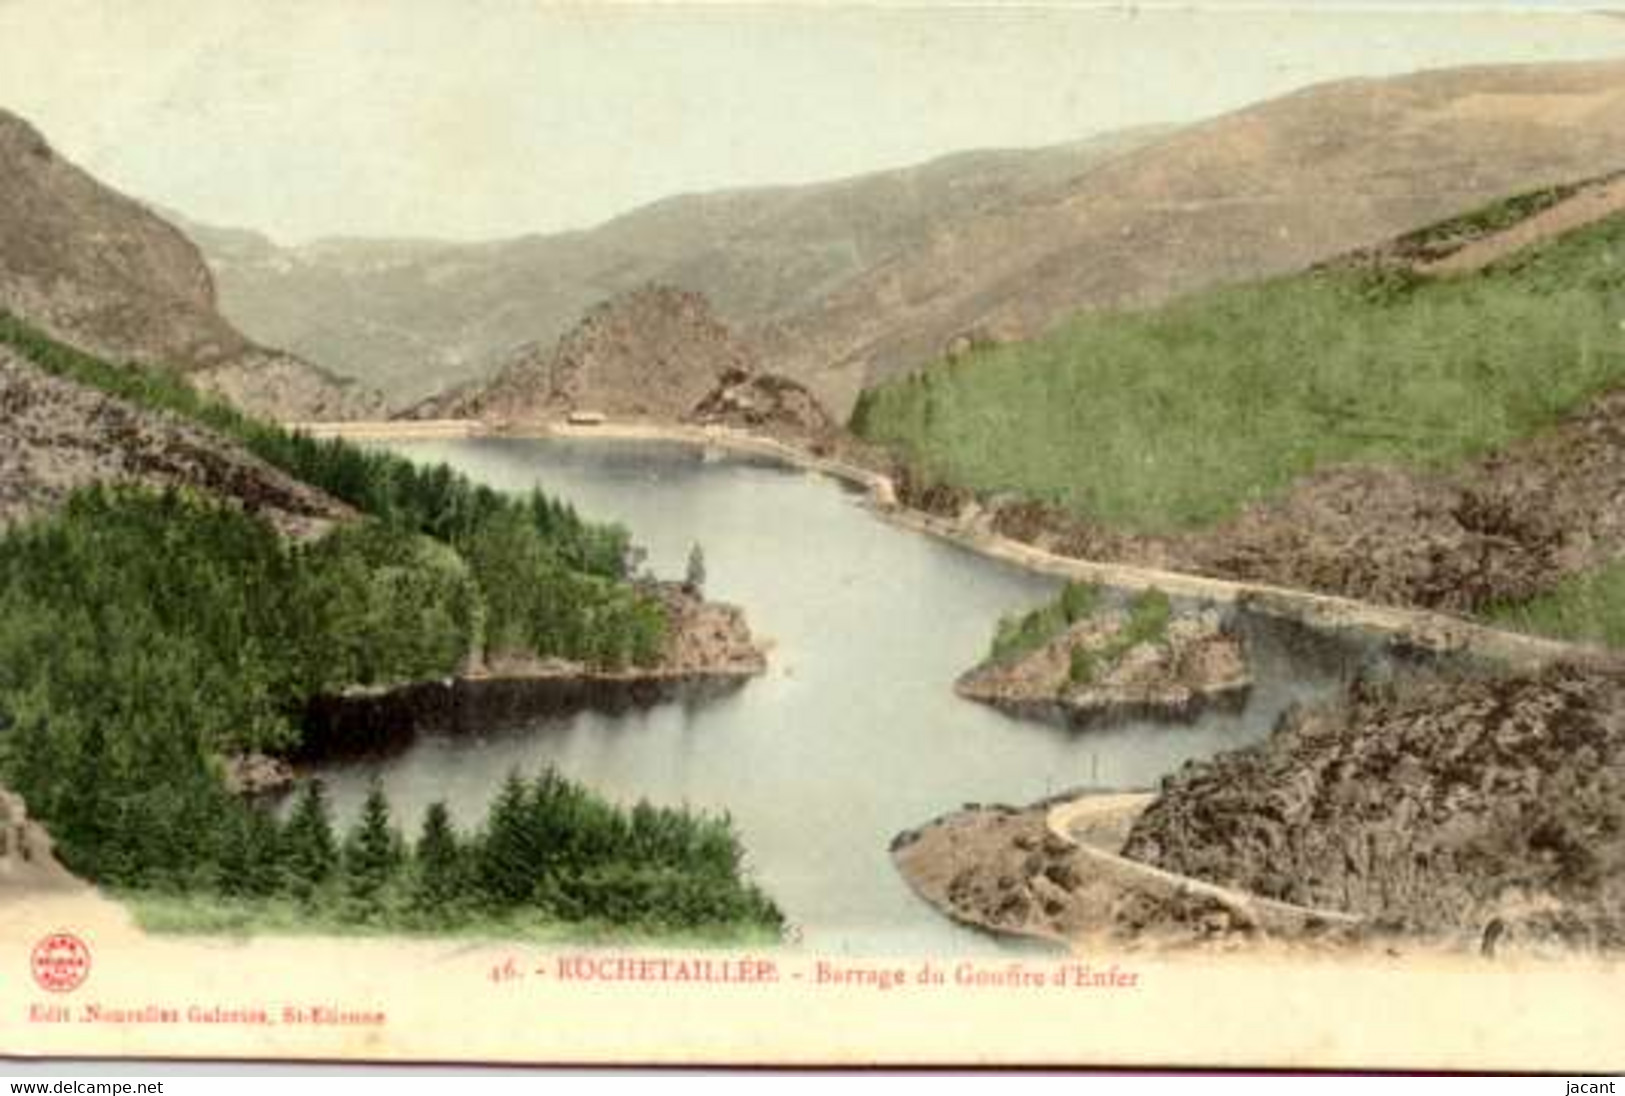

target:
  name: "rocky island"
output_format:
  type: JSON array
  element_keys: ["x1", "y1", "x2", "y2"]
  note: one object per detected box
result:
[{"x1": 955, "y1": 583, "x2": 1251, "y2": 727}]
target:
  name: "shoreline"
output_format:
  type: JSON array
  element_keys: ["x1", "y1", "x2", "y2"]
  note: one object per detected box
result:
[
  {"x1": 291, "y1": 416, "x2": 894, "y2": 500},
  {"x1": 232, "y1": 662, "x2": 765, "y2": 785},
  {"x1": 891, "y1": 790, "x2": 1377, "y2": 958},
  {"x1": 293, "y1": 583, "x2": 769, "y2": 764},
  {"x1": 295, "y1": 416, "x2": 1625, "y2": 957},
  {"x1": 293, "y1": 416, "x2": 1624, "y2": 674}
]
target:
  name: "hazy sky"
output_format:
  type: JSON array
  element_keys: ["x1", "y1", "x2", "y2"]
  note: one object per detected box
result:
[{"x1": 1, "y1": 1, "x2": 1623, "y2": 243}]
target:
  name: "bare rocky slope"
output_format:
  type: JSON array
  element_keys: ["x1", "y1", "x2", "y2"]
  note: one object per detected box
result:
[
  {"x1": 0, "y1": 346, "x2": 351, "y2": 539},
  {"x1": 420, "y1": 285, "x2": 757, "y2": 422},
  {"x1": 1179, "y1": 380, "x2": 1625, "y2": 615},
  {"x1": 1123, "y1": 667, "x2": 1625, "y2": 953},
  {"x1": 186, "y1": 60, "x2": 1625, "y2": 416},
  {"x1": 0, "y1": 110, "x2": 379, "y2": 422},
  {"x1": 687, "y1": 367, "x2": 838, "y2": 448},
  {"x1": 416, "y1": 284, "x2": 839, "y2": 446}
]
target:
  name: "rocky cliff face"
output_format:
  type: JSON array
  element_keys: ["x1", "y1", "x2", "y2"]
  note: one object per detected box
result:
[
  {"x1": 1124, "y1": 667, "x2": 1625, "y2": 952},
  {"x1": 0, "y1": 110, "x2": 379, "y2": 422},
  {"x1": 189, "y1": 347, "x2": 381, "y2": 424}
]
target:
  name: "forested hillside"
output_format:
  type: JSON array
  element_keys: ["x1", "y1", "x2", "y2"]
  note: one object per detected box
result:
[
  {"x1": 1, "y1": 312, "x2": 665, "y2": 663},
  {"x1": 0, "y1": 315, "x2": 780, "y2": 938}
]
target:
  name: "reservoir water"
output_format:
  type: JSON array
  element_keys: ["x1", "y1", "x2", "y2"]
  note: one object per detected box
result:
[{"x1": 314, "y1": 437, "x2": 1362, "y2": 954}]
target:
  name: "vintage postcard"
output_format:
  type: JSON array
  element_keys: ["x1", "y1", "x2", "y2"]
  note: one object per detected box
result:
[{"x1": 1, "y1": 0, "x2": 1623, "y2": 1073}]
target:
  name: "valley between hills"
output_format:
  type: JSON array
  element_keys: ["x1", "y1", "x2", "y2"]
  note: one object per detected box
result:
[{"x1": 4, "y1": 56, "x2": 1625, "y2": 965}]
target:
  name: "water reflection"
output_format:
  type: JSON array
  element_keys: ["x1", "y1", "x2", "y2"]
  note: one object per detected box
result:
[{"x1": 312, "y1": 438, "x2": 1366, "y2": 954}]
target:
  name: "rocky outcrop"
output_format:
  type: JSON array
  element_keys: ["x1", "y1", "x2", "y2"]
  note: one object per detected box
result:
[
  {"x1": 890, "y1": 795, "x2": 1316, "y2": 951},
  {"x1": 891, "y1": 801, "x2": 1135, "y2": 947},
  {"x1": 221, "y1": 753, "x2": 296, "y2": 798},
  {"x1": 1123, "y1": 666, "x2": 1625, "y2": 953},
  {"x1": 686, "y1": 367, "x2": 839, "y2": 449},
  {"x1": 421, "y1": 285, "x2": 761, "y2": 423},
  {"x1": 1180, "y1": 466, "x2": 1532, "y2": 614},
  {"x1": 956, "y1": 605, "x2": 1251, "y2": 727},
  {"x1": 646, "y1": 582, "x2": 769, "y2": 678},
  {"x1": 0, "y1": 348, "x2": 352, "y2": 538},
  {"x1": 890, "y1": 468, "x2": 1160, "y2": 569},
  {"x1": 0, "y1": 787, "x2": 76, "y2": 890},
  {"x1": 414, "y1": 285, "x2": 843, "y2": 443},
  {"x1": 1180, "y1": 383, "x2": 1625, "y2": 613},
  {"x1": 0, "y1": 110, "x2": 378, "y2": 422}
]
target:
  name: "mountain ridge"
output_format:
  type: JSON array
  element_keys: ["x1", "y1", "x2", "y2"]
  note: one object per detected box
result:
[
  {"x1": 769, "y1": 58, "x2": 1625, "y2": 410},
  {"x1": 179, "y1": 58, "x2": 1625, "y2": 418},
  {"x1": 181, "y1": 126, "x2": 1173, "y2": 407},
  {"x1": 0, "y1": 109, "x2": 381, "y2": 422}
]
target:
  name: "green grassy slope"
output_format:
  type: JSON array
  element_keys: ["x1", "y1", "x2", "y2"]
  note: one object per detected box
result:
[
  {"x1": 1488, "y1": 561, "x2": 1625, "y2": 649},
  {"x1": 853, "y1": 205, "x2": 1625, "y2": 535}
]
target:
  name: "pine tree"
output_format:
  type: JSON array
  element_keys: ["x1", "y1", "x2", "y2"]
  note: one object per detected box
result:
[
  {"x1": 216, "y1": 802, "x2": 284, "y2": 898},
  {"x1": 1059, "y1": 580, "x2": 1100, "y2": 624},
  {"x1": 411, "y1": 801, "x2": 463, "y2": 914},
  {"x1": 283, "y1": 779, "x2": 337, "y2": 901},
  {"x1": 344, "y1": 780, "x2": 401, "y2": 911},
  {"x1": 5, "y1": 711, "x2": 60, "y2": 823},
  {"x1": 1068, "y1": 645, "x2": 1098, "y2": 686},
  {"x1": 684, "y1": 543, "x2": 707, "y2": 594},
  {"x1": 848, "y1": 388, "x2": 876, "y2": 435},
  {"x1": 56, "y1": 717, "x2": 113, "y2": 879},
  {"x1": 240, "y1": 803, "x2": 285, "y2": 897},
  {"x1": 623, "y1": 599, "x2": 664, "y2": 668},
  {"x1": 476, "y1": 770, "x2": 539, "y2": 909}
]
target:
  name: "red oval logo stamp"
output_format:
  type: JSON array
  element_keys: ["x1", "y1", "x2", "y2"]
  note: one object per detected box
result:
[{"x1": 30, "y1": 932, "x2": 91, "y2": 994}]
